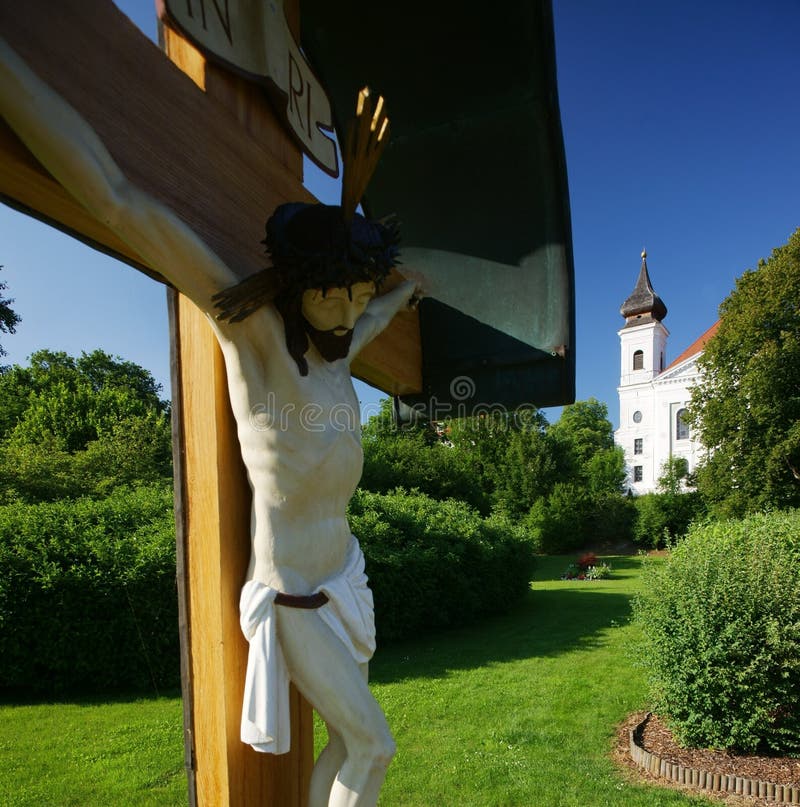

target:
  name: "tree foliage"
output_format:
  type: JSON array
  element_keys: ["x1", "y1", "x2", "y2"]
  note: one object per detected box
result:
[
  {"x1": 548, "y1": 397, "x2": 615, "y2": 465},
  {"x1": 361, "y1": 400, "x2": 489, "y2": 511},
  {"x1": 549, "y1": 398, "x2": 626, "y2": 498},
  {"x1": 656, "y1": 456, "x2": 689, "y2": 496},
  {"x1": 0, "y1": 350, "x2": 171, "y2": 502},
  {"x1": 0, "y1": 266, "x2": 21, "y2": 358},
  {"x1": 360, "y1": 397, "x2": 637, "y2": 552},
  {"x1": 689, "y1": 229, "x2": 800, "y2": 516}
]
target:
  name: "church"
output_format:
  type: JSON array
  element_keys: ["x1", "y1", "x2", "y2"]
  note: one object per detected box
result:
[{"x1": 614, "y1": 252, "x2": 718, "y2": 494}]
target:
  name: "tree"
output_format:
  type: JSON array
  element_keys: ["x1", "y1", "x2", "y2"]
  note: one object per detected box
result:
[
  {"x1": 584, "y1": 446, "x2": 627, "y2": 496},
  {"x1": 0, "y1": 349, "x2": 171, "y2": 502},
  {"x1": 549, "y1": 398, "x2": 625, "y2": 495},
  {"x1": 0, "y1": 266, "x2": 21, "y2": 358},
  {"x1": 492, "y1": 424, "x2": 563, "y2": 518},
  {"x1": 657, "y1": 456, "x2": 689, "y2": 496},
  {"x1": 359, "y1": 398, "x2": 639, "y2": 551},
  {"x1": 549, "y1": 398, "x2": 614, "y2": 463},
  {"x1": 447, "y1": 407, "x2": 560, "y2": 515},
  {"x1": 689, "y1": 229, "x2": 800, "y2": 516},
  {"x1": 632, "y1": 457, "x2": 705, "y2": 548}
]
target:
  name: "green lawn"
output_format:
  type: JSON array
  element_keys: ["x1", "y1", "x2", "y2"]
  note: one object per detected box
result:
[
  {"x1": 0, "y1": 554, "x2": 714, "y2": 806},
  {"x1": 0, "y1": 694, "x2": 186, "y2": 806}
]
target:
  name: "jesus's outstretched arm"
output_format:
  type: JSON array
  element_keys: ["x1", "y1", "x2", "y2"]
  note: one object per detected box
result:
[
  {"x1": 0, "y1": 37, "x2": 235, "y2": 310},
  {"x1": 350, "y1": 278, "x2": 420, "y2": 356}
]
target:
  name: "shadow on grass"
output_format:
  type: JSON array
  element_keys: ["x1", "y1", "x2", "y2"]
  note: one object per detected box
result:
[
  {"x1": 371, "y1": 557, "x2": 637, "y2": 685},
  {"x1": 0, "y1": 687, "x2": 182, "y2": 708}
]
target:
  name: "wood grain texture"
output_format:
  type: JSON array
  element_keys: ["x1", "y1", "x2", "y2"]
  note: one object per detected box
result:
[
  {"x1": 175, "y1": 291, "x2": 314, "y2": 806},
  {"x1": 162, "y1": 18, "x2": 313, "y2": 807}
]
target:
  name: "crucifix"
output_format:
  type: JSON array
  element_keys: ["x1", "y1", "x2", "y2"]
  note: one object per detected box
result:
[
  {"x1": 0, "y1": 2, "x2": 418, "y2": 804},
  {"x1": 0, "y1": 1, "x2": 574, "y2": 805}
]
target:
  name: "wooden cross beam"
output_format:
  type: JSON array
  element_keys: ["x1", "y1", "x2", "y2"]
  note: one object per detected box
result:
[
  {"x1": 0, "y1": 1, "x2": 421, "y2": 393},
  {"x1": 0, "y1": 2, "x2": 420, "y2": 804}
]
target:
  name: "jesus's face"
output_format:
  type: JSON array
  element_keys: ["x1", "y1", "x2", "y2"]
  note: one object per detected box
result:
[{"x1": 300, "y1": 281, "x2": 376, "y2": 362}]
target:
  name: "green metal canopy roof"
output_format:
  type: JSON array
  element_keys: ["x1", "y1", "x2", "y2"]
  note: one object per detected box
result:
[{"x1": 301, "y1": 0, "x2": 575, "y2": 414}]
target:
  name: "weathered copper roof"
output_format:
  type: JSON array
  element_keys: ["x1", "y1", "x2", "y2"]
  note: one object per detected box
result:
[{"x1": 620, "y1": 251, "x2": 667, "y2": 326}]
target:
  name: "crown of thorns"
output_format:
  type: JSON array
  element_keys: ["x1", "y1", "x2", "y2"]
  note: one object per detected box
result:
[
  {"x1": 213, "y1": 87, "x2": 398, "y2": 323},
  {"x1": 265, "y1": 202, "x2": 399, "y2": 293}
]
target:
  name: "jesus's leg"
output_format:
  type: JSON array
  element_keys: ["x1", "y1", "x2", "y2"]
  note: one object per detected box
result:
[
  {"x1": 308, "y1": 661, "x2": 371, "y2": 805},
  {"x1": 308, "y1": 721, "x2": 345, "y2": 806},
  {"x1": 275, "y1": 608, "x2": 394, "y2": 807}
]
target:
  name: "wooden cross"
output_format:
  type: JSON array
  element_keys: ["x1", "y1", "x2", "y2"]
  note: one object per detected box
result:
[{"x1": 0, "y1": 2, "x2": 421, "y2": 804}]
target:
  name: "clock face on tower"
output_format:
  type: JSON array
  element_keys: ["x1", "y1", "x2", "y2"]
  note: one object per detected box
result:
[{"x1": 633, "y1": 410, "x2": 643, "y2": 423}]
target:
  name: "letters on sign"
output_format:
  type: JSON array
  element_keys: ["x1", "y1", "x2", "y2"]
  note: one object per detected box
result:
[{"x1": 158, "y1": 0, "x2": 339, "y2": 176}]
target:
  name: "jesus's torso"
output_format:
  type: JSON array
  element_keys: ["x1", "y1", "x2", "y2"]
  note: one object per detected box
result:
[{"x1": 213, "y1": 307, "x2": 364, "y2": 594}]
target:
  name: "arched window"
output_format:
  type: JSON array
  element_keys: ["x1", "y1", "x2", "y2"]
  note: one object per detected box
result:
[
  {"x1": 633, "y1": 350, "x2": 644, "y2": 370},
  {"x1": 676, "y1": 408, "x2": 690, "y2": 440}
]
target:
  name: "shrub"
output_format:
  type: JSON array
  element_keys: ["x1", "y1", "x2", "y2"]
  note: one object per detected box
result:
[
  {"x1": 585, "y1": 493, "x2": 637, "y2": 546},
  {"x1": 633, "y1": 510, "x2": 800, "y2": 754},
  {"x1": 526, "y1": 488, "x2": 636, "y2": 554},
  {"x1": 633, "y1": 491, "x2": 705, "y2": 548},
  {"x1": 526, "y1": 483, "x2": 590, "y2": 553},
  {"x1": 348, "y1": 488, "x2": 536, "y2": 641},
  {"x1": 0, "y1": 484, "x2": 178, "y2": 693},
  {"x1": 360, "y1": 431, "x2": 489, "y2": 512}
]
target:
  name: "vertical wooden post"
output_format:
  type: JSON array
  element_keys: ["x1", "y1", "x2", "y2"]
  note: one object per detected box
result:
[{"x1": 164, "y1": 8, "x2": 314, "y2": 805}]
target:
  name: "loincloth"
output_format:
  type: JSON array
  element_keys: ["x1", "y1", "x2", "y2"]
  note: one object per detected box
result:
[{"x1": 239, "y1": 535, "x2": 376, "y2": 754}]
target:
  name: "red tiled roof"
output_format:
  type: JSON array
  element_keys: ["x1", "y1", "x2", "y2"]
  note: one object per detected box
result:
[{"x1": 663, "y1": 321, "x2": 721, "y2": 372}]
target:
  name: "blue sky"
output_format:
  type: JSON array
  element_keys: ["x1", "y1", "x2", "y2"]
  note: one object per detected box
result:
[{"x1": 1, "y1": 1, "x2": 798, "y2": 428}]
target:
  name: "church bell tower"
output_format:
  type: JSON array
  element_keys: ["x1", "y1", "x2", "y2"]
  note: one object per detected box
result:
[
  {"x1": 616, "y1": 250, "x2": 669, "y2": 492},
  {"x1": 618, "y1": 250, "x2": 668, "y2": 385}
]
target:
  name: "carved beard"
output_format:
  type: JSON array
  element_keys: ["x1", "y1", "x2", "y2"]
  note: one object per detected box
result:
[{"x1": 304, "y1": 321, "x2": 354, "y2": 362}]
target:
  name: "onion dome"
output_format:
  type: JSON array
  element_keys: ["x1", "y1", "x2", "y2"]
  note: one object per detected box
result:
[{"x1": 620, "y1": 249, "x2": 667, "y2": 326}]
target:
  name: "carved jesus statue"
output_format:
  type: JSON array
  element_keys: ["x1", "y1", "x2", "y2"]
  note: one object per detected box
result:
[{"x1": 0, "y1": 38, "x2": 419, "y2": 807}]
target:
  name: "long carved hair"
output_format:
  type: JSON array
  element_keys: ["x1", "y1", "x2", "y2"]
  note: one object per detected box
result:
[{"x1": 212, "y1": 203, "x2": 400, "y2": 376}]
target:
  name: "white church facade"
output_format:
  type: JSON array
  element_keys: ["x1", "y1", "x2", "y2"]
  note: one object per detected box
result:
[{"x1": 614, "y1": 252, "x2": 718, "y2": 494}]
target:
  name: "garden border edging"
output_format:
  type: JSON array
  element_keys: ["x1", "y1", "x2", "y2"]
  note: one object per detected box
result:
[{"x1": 629, "y1": 713, "x2": 800, "y2": 804}]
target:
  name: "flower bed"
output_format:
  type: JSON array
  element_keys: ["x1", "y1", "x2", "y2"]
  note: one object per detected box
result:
[{"x1": 561, "y1": 552, "x2": 612, "y2": 580}]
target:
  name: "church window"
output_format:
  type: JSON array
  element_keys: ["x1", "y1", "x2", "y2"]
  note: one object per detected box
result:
[
  {"x1": 633, "y1": 465, "x2": 643, "y2": 482},
  {"x1": 632, "y1": 410, "x2": 642, "y2": 423},
  {"x1": 660, "y1": 352, "x2": 665, "y2": 372},
  {"x1": 633, "y1": 350, "x2": 644, "y2": 370},
  {"x1": 676, "y1": 408, "x2": 690, "y2": 440},
  {"x1": 634, "y1": 438, "x2": 643, "y2": 455}
]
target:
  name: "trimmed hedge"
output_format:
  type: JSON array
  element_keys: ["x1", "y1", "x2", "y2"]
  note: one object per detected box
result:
[
  {"x1": 0, "y1": 485, "x2": 535, "y2": 693},
  {"x1": 633, "y1": 510, "x2": 800, "y2": 754},
  {"x1": 0, "y1": 484, "x2": 179, "y2": 693},
  {"x1": 348, "y1": 488, "x2": 536, "y2": 641}
]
